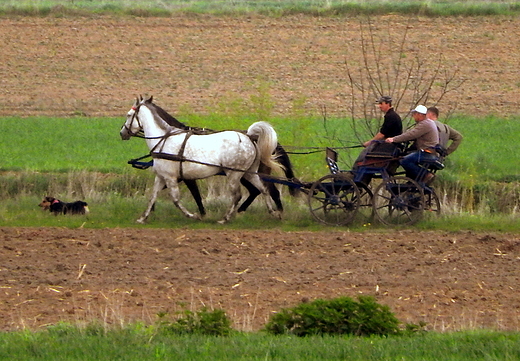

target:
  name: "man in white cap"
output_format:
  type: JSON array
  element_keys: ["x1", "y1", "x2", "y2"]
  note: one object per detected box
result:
[{"x1": 385, "y1": 105, "x2": 439, "y2": 184}]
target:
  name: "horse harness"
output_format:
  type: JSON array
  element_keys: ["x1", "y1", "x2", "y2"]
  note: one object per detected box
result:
[{"x1": 152, "y1": 130, "x2": 193, "y2": 179}]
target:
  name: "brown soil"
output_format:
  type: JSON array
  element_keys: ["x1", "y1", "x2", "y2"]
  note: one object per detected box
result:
[
  {"x1": 1, "y1": 15, "x2": 519, "y2": 117},
  {"x1": 2, "y1": 227, "x2": 520, "y2": 332},
  {"x1": 1, "y1": 15, "x2": 520, "y2": 332}
]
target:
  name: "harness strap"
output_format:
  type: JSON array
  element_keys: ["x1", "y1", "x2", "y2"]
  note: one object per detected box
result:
[
  {"x1": 151, "y1": 153, "x2": 185, "y2": 162},
  {"x1": 175, "y1": 131, "x2": 192, "y2": 179},
  {"x1": 152, "y1": 152, "x2": 254, "y2": 175},
  {"x1": 150, "y1": 131, "x2": 193, "y2": 178}
]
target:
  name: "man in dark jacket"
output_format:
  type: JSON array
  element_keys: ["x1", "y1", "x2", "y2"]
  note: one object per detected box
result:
[
  {"x1": 351, "y1": 96, "x2": 403, "y2": 184},
  {"x1": 362, "y1": 95, "x2": 403, "y2": 147},
  {"x1": 427, "y1": 106, "x2": 463, "y2": 157}
]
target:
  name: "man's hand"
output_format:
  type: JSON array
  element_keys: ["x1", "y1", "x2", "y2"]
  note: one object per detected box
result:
[{"x1": 385, "y1": 137, "x2": 394, "y2": 143}]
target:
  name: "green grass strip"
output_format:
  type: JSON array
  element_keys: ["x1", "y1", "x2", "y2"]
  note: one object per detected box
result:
[
  {"x1": 1, "y1": 327, "x2": 520, "y2": 361},
  {"x1": 0, "y1": 0, "x2": 519, "y2": 17}
]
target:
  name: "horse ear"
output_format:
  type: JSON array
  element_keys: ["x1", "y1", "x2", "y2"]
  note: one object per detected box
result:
[{"x1": 148, "y1": 95, "x2": 153, "y2": 103}]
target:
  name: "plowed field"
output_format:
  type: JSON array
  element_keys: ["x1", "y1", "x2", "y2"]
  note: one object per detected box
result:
[{"x1": 2, "y1": 227, "x2": 520, "y2": 332}]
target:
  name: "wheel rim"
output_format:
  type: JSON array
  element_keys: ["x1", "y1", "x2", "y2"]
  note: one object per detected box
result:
[
  {"x1": 372, "y1": 176, "x2": 425, "y2": 226},
  {"x1": 308, "y1": 174, "x2": 360, "y2": 226},
  {"x1": 424, "y1": 187, "x2": 441, "y2": 216}
]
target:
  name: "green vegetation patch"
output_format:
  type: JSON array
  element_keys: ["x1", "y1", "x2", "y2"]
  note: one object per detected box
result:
[
  {"x1": 264, "y1": 295, "x2": 401, "y2": 336},
  {"x1": 0, "y1": 0, "x2": 519, "y2": 17},
  {"x1": 1, "y1": 326, "x2": 520, "y2": 360}
]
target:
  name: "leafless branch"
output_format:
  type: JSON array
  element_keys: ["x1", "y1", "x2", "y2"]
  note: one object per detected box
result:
[{"x1": 339, "y1": 17, "x2": 465, "y2": 141}]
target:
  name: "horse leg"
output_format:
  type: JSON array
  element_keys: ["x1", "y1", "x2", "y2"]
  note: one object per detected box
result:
[
  {"x1": 152, "y1": 179, "x2": 205, "y2": 216},
  {"x1": 164, "y1": 177, "x2": 201, "y2": 220},
  {"x1": 218, "y1": 172, "x2": 244, "y2": 224},
  {"x1": 184, "y1": 179, "x2": 206, "y2": 217},
  {"x1": 238, "y1": 178, "x2": 282, "y2": 213},
  {"x1": 237, "y1": 162, "x2": 283, "y2": 213},
  {"x1": 242, "y1": 172, "x2": 281, "y2": 220},
  {"x1": 259, "y1": 162, "x2": 285, "y2": 211},
  {"x1": 237, "y1": 178, "x2": 261, "y2": 213},
  {"x1": 137, "y1": 176, "x2": 165, "y2": 224},
  {"x1": 266, "y1": 182, "x2": 283, "y2": 212}
]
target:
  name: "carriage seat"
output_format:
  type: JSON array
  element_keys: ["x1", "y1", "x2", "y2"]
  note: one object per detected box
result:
[
  {"x1": 418, "y1": 156, "x2": 445, "y2": 171},
  {"x1": 364, "y1": 141, "x2": 402, "y2": 159},
  {"x1": 415, "y1": 155, "x2": 445, "y2": 185},
  {"x1": 326, "y1": 147, "x2": 340, "y2": 174},
  {"x1": 355, "y1": 142, "x2": 403, "y2": 179}
]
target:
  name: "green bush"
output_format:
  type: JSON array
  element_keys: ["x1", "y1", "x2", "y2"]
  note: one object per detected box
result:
[
  {"x1": 264, "y1": 296, "x2": 400, "y2": 337},
  {"x1": 157, "y1": 308, "x2": 232, "y2": 336}
]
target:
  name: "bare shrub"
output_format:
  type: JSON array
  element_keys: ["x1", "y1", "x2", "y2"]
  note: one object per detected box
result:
[{"x1": 342, "y1": 17, "x2": 465, "y2": 143}]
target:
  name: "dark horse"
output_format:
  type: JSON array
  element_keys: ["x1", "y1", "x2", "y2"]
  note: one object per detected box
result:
[{"x1": 136, "y1": 101, "x2": 298, "y2": 216}]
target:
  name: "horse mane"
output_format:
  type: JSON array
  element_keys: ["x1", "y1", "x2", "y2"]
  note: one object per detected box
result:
[{"x1": 144, "y1": 98, "x2": 189, "y2": 130}]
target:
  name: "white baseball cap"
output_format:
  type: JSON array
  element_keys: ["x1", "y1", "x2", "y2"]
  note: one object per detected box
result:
[{"x1": 411, "y1": 105, "x2": 427, "y2": 114}]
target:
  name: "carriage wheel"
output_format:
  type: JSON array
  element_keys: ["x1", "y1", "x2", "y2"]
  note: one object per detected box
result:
[
  {"x1": 355, "y1": 182, "x2": 374, "y2": 224},
  {"x1": 308, "y1": 174, "x2": 360, "y2": 226},
  {"x1": 424, "y1": 187, "x2": 441, "y2": 216},
  {"x1": 372, "y1": 176, "x2": 425, "y2": 226}
]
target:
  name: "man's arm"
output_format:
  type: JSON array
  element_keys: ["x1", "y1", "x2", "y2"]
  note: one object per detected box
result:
[
  {"x1": 363, "y1": 132, "x2": 385, "y2": 147},
  {"x1": 446, "y1": 126, "x2": 463, "y2": 155}
]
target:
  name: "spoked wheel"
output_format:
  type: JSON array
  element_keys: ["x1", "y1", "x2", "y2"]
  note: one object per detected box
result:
[
  {"x1": 355, "y1": 182, "x2": 374, "y2": 224},
  {"x1": 372, "y1": 176, "x2": 425, "y2": 226},
  {"x1": 308, "y1": 174, "x2": 360, "y2": 226},
  {"x1": 424, "y1": 186, "x2": 441, "y2": 216}
]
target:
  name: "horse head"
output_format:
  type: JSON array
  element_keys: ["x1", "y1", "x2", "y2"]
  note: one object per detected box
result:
[{"x1": 120, "y1": 95, "x2": 153, "y2": 140}]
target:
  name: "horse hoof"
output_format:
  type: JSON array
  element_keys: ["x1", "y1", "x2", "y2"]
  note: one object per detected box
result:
[
  {"x1": 136, "y1": 218, "x2": 147, "y2": 224},
  {"x1": 271, "y1": 211, "x2": 282, "y2": 220},
  {"x1": 217, "y1": 219, "x2": 228, "y2": 225},
  {"x1": 188, "y1": 213, "x2": 202, "y2": 220}
]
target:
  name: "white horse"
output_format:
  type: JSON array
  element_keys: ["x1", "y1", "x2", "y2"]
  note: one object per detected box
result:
[{"x1": 120, "y1": 96, "x2": 282, "y2": 223}]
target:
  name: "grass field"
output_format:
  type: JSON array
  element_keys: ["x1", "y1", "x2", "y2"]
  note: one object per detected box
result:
[
  {"x1": 1, "y1": 326, "x2": 520, "y2": 360},
  {"x1": 1, "y1": 114, "x2": 520, "y2": 231},
  {"x1": 1, "y1": 0, "x2": 519, "y2": 17},
  {"x1": 1, "y1": 114, "x2": 518, "y2": 181}
]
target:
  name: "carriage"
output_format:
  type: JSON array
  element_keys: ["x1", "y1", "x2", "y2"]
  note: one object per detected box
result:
[
  {"x1": 122, "y1": 96, "x2": 444, "y2": 226},
  {"x1": 299, "y1": 142, "x2": 445, "y2": 226}
]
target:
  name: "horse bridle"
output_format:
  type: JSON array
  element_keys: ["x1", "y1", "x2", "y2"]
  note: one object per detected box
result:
[{"x1": 122, "y1": 104, "x2": 146, "y2": 138}]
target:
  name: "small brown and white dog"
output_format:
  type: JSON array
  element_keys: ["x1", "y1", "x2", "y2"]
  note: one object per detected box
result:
[{"x1": 39, "y1": 196, "x2": 89, "y2": 215}]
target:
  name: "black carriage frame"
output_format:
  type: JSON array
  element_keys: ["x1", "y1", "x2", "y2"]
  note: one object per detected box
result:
[{"x1": 305, "y1": 142, "x2": 445, "y2": 226}]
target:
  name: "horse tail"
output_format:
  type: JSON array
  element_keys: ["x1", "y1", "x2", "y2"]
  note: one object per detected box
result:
[
  {"x1": 274, "y1": 143, "x2": 300, "y2": 197},
  {"x1": 247, "y1": 121, "x2": 283, "y2": 174}
]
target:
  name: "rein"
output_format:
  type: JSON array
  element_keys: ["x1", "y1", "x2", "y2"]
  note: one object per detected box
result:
[
  {"x1": 279, "y1": 145, "x2": 364, "y2": 155},
  {"x1": 123, "y1": 103, "x2": 365, "y2": 179}
]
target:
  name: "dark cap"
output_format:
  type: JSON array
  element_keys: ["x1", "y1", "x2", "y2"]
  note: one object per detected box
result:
[{"x1": 376, "y1": 95, "x2": 392, "y2": 104}]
